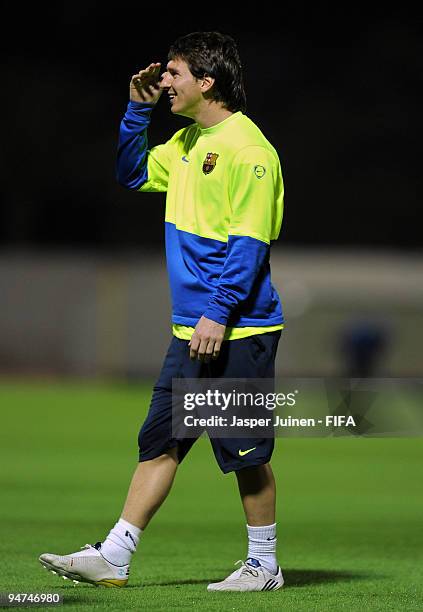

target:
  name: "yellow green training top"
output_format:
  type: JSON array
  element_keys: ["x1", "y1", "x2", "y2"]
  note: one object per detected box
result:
[{"x1": 117, "y1": 102, "x2": 284, "y2": 339}]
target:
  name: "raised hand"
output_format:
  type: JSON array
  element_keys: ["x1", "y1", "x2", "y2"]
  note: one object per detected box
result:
[{"x1": 130, "y1": 63, "x2": 162, "y2": 104}]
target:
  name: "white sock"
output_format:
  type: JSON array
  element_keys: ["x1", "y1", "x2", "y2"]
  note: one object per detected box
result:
[
  {"x1": 100, "y1": 518, "x2": 142, "y2": 566},
  {"x1": 247, "y1": 523, "x2": 278, "y2": 575}
]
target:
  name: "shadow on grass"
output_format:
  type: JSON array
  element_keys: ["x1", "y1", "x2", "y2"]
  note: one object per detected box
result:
[
  {"x1": 144, "y1": 568, "x2": 374, "y2": 588},
  {"x1": 54, "y1": 568, "x2": 375, "y2": 599},
  {"x1": 141, "y1": 578, "x2": 224, "y2": 587},
  {"x1": 284, "y1": 568, "x2": 374, "y2": 587}
]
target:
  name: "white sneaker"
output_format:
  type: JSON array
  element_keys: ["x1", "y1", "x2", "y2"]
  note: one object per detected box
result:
[
  {"x1": 207, "y1": 558, "x2": 284, "y2": 592},
  {"x1": 39, "y1": 542, "x2": 129, "y2": 587}
]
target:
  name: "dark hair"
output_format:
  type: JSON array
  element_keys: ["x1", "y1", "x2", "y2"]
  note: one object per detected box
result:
[{"x1": 168, "y1": 31, "x2": 247, "y2": 113}]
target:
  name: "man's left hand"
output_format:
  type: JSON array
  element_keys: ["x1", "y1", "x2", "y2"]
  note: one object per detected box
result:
[{"x1": 189, "y1": 316, "x2": 226, "y2": 362}]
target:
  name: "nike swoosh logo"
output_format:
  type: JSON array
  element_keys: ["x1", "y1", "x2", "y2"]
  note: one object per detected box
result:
[
  {"x1": 125, "y1": 530, "x2": 136, "y2": 547},
  {"x1": 181, "y1": 155, "x2": 189, "y2": 163},
  {"x1": 266, "y1": 536, "x2": 276, "y2": 541},
  {"x1": 238, "y1": 447, "x2": 256, "y2": 457}
]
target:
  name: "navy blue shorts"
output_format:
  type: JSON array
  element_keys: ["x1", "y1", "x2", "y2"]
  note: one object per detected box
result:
[{"x1": 138, "y1": 330, "x2": 281, "y2": 473}]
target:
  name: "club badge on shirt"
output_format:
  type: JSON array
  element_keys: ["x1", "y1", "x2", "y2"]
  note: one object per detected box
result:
[{"x1": 202, "y1": 152, "x2": 219, "y2": 175}]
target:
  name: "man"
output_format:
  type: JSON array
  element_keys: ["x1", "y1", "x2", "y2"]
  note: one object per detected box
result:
[{"x1": 39, "y1": 31, "x2": 285, "y2": 592}]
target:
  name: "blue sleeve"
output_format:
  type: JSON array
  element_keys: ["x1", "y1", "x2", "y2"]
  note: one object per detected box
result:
[
  {"x1": 203, "y1": 235, "x2": 269, "y2": 325},
  {"x1": 116, "y1": 101, "x2": 154, "y2": 190}
]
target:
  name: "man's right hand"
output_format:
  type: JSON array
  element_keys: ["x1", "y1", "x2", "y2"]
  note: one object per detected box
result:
[{"x1": 130, "y1": 63, "x2": 163, "y2": 104}]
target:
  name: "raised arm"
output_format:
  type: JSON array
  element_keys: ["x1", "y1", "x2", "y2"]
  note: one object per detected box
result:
[{"x1": 117, "y1": 63, "x2": 174, "y2": 192}]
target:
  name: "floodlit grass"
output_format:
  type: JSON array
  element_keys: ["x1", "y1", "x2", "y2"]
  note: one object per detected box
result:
[{"x1": 0, "y1": 380, "x2": 422, "y2": 610}]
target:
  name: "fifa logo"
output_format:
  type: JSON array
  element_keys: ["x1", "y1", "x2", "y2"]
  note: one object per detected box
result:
[{"x1": 202, "y1": 152, "x2": 219, "y2": 175}]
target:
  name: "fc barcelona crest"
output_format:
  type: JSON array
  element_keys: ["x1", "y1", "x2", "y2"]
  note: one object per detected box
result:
[{"x1": 202, "y1": 152, "x2": 219, "y2": 175}]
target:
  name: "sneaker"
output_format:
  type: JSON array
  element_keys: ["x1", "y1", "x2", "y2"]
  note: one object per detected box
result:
[
  {"x1": 207, "y1": 558, "x2": 284, "y2": 592},
  {"x1": 39, "y1": 542, "x2": 129, "y2": 587}
]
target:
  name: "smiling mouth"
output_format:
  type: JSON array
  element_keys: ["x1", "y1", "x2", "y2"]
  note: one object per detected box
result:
[{"x1": 168, "y1": 93, "x2": 177, "y2": 102}]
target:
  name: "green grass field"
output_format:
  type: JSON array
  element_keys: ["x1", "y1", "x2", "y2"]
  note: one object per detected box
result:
[{"x1": 1, "y1": 380, "x2": 422, "y2": 611}]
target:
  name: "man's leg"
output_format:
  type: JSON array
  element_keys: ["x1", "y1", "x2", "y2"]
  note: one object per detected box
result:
[
  {"x1": 100, "y1": 336, "x2": 199, "y2": 566},
  {"x1": 99, "y1": 447, "x2": 179, "y2": 566},
  {"x1": 235, "y1": 462, "x2": 276, "y2": 526},
  {"x1": 235, "y1": 462, "x2": 278, "y2": 574},
  {"x1": 121, "y1": 447, "x2": 179, "y2": 529},
  {"x1": 38, "y1": 447, "x2": 180, "y2": 586},
  {"x1": 207, "y1": 332, "x2": 283, "y2": 591},
  {"x1": 39, "y1": 336, "x2": 195, "y2": 587},
  {"x1": 207, "y1": 461, "x2": 281, "y2": 592}
]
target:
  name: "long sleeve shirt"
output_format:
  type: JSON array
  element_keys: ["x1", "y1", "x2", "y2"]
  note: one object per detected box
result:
[{"x1": 117, "y1": 102, "x2": 284, "y2": 338}]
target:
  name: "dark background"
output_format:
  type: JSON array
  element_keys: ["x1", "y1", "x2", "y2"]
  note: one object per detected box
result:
[{"x1": 2, "y1": 5, "x2": 422, "y2": 250}]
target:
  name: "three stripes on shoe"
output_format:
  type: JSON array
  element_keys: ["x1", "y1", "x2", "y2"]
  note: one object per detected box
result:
[{"x1": 262, "y1": 577, "x2": 279, "y2": 591}]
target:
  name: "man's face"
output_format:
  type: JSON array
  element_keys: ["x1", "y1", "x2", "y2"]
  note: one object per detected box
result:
[{"x1": 160, "y1": 58, "x2": 204, "y2": 117}]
